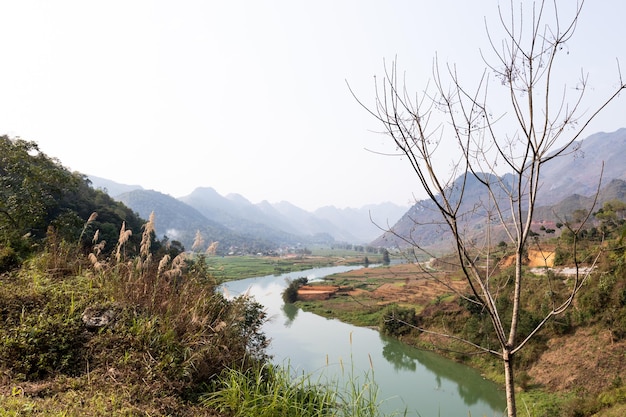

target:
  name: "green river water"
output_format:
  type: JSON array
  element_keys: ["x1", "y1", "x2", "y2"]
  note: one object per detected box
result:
[{"x1": 223, "y1": 265, "x2": 506, "y2": 416}]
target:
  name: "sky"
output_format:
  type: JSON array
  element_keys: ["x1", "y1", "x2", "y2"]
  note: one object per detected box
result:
[{"x1": 1, "y1": 1, "x2": 625, "y2": 211}]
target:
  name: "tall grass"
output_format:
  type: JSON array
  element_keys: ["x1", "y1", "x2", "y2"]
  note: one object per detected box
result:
[
  {"x1": 82, "y1": 212, "x2": 270, "y2": 383},
  {"x1": 204, "y1": 332, "x2": 405, "y2": 417},
  {"x1": 0, "y1": 212, "x2": 270, "y2": 415},
  {"x1": 203, "y1": 359, "x2": 395, "y2": 417},
  {"x1": 0, "y1": 213, "x2": 407, "y2": 416}
]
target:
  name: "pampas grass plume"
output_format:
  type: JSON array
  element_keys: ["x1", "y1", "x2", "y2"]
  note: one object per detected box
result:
[
  {"x1": 192, "y1": 230, "x2": 204, "y2": 252},
  {"x1": 206, "y1": 241, "x2": 219, "y2": 256},
  {"x1": 157, "y1": 254, "x2": 170, "y2": 276},
  {"x1": 115, "y1": 222, "x2": 132, "y2": 263},
  {"x1": 140, "y1": 212, "x2": 155, "y2": 259},
  {"x1": 87, "y1": 212, "x2": 98, "y2": 223}
]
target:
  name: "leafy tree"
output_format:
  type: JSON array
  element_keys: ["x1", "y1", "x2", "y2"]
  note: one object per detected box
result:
[
  {"x1": 382, "y1": 248, "x2": 391, "y2": 265},
  {"x1": 380, "y1": 304, "x2": 416, "y2": 337},
  {"x1": 1, "y1": 137, "x2": 80, "y2": 241},
  {"x1": 0, "y1": 135, "x2": 144, "y2": 266},
  {"x1": 595, "y1": 199, "x2": 626, "y2": 238},
  {"x1": 352, "y1": 2, "x2": 625, "y2": 415},
  {"x1": 282, "y1": 277, "x2": 308, "y2": 303}
]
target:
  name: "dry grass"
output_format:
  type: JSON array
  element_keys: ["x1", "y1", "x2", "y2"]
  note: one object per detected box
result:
[{"x1": 0, "y1": 213, "x2": 269, "y2": 416}]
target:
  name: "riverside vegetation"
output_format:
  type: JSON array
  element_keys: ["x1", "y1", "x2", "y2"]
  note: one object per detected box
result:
[
  {"x1": 0, "y1": 136, "x2": 390, "y2": 416},
  {"x1": 295, "y1": 215, "x2": 626, "y2": 416}
]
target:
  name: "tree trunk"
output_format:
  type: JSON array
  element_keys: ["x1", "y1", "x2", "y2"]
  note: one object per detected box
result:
[{"x1": 503, "y1": 349, "x2": 516, "y2": 417}]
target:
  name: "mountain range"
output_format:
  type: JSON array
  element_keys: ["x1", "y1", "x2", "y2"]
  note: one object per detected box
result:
[
  {"x1": 88, "y1": 176, "x2": 408, "y2": 254},
  {"x1": 90, "y1": 128, "x2": 626, "y2": 255},
  {"x1": 374, "y1": 128, "x2": 626, "y2": 251}
]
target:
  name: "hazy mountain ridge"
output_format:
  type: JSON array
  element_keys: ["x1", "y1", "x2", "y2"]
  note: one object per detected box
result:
[
  {"x1": 115, "y1": 189, "x2": 275, "y2": 255},
  {"x1": 89, "y1": 175, "x2": 143, "y2": 196},
  {"x1": 89, "y1": 178, "x2": 409, "y2": 251},
  {"x1": 377, "y1": 128, "x2": 626, "y2": 250},
  {"x1": 536, "y1": 129, "x2": 626, "y2": 205},
  {"x1": 90, "y1": 129, "x2": 626, "y2": 252}
]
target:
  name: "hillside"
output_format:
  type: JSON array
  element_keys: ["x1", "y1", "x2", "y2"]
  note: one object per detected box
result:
[
  {"x1": 376, "y1": 128, "x2": 626, "y2": 250},
  {"x1": 89, "y1": 177, "x2": 409, "y2": 250},
  {"x1": 4, "y1": 133, "x2": 626, "y2": 415},
  {"x1": 116, "y1": 189, "x2": 275, "y2": 255},
  {"x1": 2, "y1": 136, "x2": 380, "y2": 416}
]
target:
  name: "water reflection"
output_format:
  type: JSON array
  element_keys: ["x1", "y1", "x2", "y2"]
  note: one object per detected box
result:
[
  {"x1": 378, "y1": 333, "x2": 505, "y2": 411},
  {"x1": 282, "y1": 301, "x2": 298, "y2": 326},
  {"x1": 222, "y1": 266, "x2": 505, "y2": 416},
  {"x1": 381, "y1": 339, "x2": 417, "y2": 372}
]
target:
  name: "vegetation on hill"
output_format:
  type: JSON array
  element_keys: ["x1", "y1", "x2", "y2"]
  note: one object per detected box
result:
[
  {"x1": 299, "y1": 202, "x2": 626, "y2": 416},
  {"x1": 1, "y1": 136, "x2": 146, "y2": 268}
]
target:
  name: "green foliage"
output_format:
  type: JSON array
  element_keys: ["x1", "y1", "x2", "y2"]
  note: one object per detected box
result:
[
  {"x1": 0, "y1": 245, "x2": 19, "y2": 272},
  {"x1": 283, "y1": 277, "x2": 308, "y2": 303},
  {"x1": 380, "y1": 304, "x2": 416, "y2": 337},
  {"x1": 204, "y1": 363, "x2": 336, "y2": 417},
  {"x1": 595, "y1": 200, "x2": 626, "y2": 237},
  {"x1": 517, "y1": 390, "x2": 579, "y2": 417},
  {"x1": 204, "y1": 360, "x2": 387, "y2": 417},
  {"x1": 0, "y1": 135, "x2": 144, "y2": 265},
  {"x1": 2, "y1": 312, "x2": 86, "y2": 380},
  {"x1": 0, "y1": 213, "x2": 270, "y2": 417}
]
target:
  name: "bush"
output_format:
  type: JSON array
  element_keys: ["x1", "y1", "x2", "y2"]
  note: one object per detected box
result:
[
  {"x1": 380, "y1": 304, "x2": 417, "y2": 337},
  {"x1": 282, "y1": 277, "x2": 308, "y2": 303},
  {"x1": 0, "y1": 245, "x2": 19, "y2": 272},
  {"x1": 0, "y1": 214, "x2": 271, "y2": 393},
  {"x1": 2, "y1": 314, "x2": 86, "y2": 379}
]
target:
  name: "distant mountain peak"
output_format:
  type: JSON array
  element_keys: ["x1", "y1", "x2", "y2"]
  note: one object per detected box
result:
[
  {"x1": 376, "y1": 128, "x2": 626, "y2": 250},
  {"x1": 88, "y1": 175, "x2": 143, "y2": 197},
  {"x1": 226, "y1": 193, "x2": 251, "y2": 205}
]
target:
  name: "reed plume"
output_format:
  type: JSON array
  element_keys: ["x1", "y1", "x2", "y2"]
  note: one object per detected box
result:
[
  {"x1": 192, "y1": 230, "x2": 204, "y2": 252},
  {"x1": 163, "y1": 252, "x2": 186, "y2": 280},
  {"x1": 157, "y1": 254, "x2": 170, "y2": 277},
  {"x1": 78, "y1": 211, "x2": 98, "y2": 244},
  {"x1": 88, "y1": 252, "x2": 103, "y2": 271},
  {"x1": 140, "y1": 211, "x2": 155, "y2": 260},
  {"x1": 206, "y1": 241, "x2": 219, "y2": 256},
  {"x1": 115, "y1": 221, "x2": 132, "y2": 263}
]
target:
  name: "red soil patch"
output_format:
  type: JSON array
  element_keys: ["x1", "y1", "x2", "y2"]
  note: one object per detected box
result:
[
  {"x1": 297, "y1": 285, "x2": 340, "y2": 301},
  {"x1": 304, "y1": 263, "x2": 468, "y2": 307}
]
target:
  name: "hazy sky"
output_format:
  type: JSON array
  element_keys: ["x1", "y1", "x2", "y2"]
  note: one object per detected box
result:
[{"x1": 1, "y1": 1, "x2": 625, "y2": 211}]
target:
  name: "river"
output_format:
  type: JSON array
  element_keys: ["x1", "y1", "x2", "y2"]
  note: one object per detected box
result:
[{"x1": 222, "y1": 265, "x2": 506, "y2": 416}]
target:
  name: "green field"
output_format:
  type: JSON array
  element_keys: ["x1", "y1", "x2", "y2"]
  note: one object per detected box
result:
[{"x1": 204, "y1": 252, "x2": 377, "y2": 282}]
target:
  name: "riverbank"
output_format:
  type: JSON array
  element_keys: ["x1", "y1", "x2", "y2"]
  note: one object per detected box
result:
[
  {"x1": 0, "y1": 254, "x2": 384, "y2": 416},
  {"x1": 294, "y1": 260, "x2": 626, "y2": 416},
  {"x1": 206, "y1": 253, "x2": 382, "y2": 282},
  {"x1": 222, "y1": 264, "x2": 506, "y2": 416}
]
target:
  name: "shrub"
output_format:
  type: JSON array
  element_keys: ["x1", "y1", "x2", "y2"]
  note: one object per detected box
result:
[
  {"x1": 282, "y1": 277, "x2": 308, "y2": 303},
  {"x1": 380, "y1": 304, "x2": 416, "y2": 337},
  {"x1": 0, "y1": 214, "x2": 271, "y2": 393},
  {"x1": 0, "y1": 245, "x2": 19, "y2": 272}
]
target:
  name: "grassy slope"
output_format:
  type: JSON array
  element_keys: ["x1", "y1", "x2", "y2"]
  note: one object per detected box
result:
[
  {"x1": 296, "y1": 247, "x2": 626, "y2": 416},
  {"x1": 0, "y1": 248, "x2": 380, "y2": 417}
]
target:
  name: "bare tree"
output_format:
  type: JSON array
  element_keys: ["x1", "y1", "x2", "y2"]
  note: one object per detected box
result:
[{"x1": 351, "y1": 1, "x2": 625, "y2": 416}]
